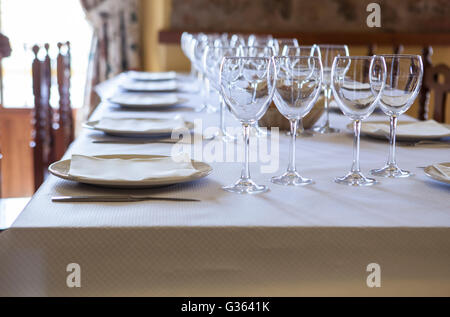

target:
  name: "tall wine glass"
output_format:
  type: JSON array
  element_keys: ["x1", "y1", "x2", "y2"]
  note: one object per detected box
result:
[
  {"x1": 282, "y1": 45, "x2": 321, "y2": 58},
  {"x1": 191, "y1": 36, "x2": 218, "y2": 112},
  {"x1": 274, "y1": 38, "x2": 299, "y2": 56},
  {"x1": 314, "y1": 44, "x2": 349, "y2": 134},
  {"x1": 248, "y1": 34, "x2": 275, "y2": 48},
  {"x1": 240, "y1": 46, "x2": 275, "y2": 136},
  {"x1": 371, "y1": 54, "x2": 423, "y2": 178},
  {"x1": 331, "y1": 56, "x2": 386, "y2": 186},
  {"x1": 181, "y1": 32, "x2": 197, "y2": 79},
  {"x1": 203, "y1": 45, "x2": 242, "y2": 141},
  {"x1": 220, "y1": 57, "x2": 276, "y2": 194},
  {"x1": 281, "y1": 44, "x2": 321, "y2": 137},
  {"x1": 271, "y1": 56, "x2": 323, "y2": 186}
]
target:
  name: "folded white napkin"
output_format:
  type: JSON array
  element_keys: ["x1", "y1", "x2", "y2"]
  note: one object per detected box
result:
[
  {"x1": 94, "y1": 117, "x2": 186, "y2": 133},
  {"x1": 363, "y1": 120, "x2": 450, "y2": 137},
  {"x1": 128, "y1": 71, "x2": 177, "y2": 81},
  {"x1": 109, "y1": 93, "x2": 179, "y2": 106},
  {"x1": 121, "y1": 80, "x2": 177, "y2": 92},
  {"x1": 68, "y1": 154, "x2": 196, "y2": 181},
  {"x1": 433, "y1": 164, "x2": 450, "y2": 180}
]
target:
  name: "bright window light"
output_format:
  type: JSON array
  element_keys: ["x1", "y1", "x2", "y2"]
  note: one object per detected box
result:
[{"x1": 0, "y1": 0, "x2": 93, "y2": 108}]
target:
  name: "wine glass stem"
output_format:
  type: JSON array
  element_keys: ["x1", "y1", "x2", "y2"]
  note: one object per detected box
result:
[
  {"x1": 323, "y1": 86, "x2": 331, "y2": 128},
  {"x1": 204, "y1": 77, "x2": 210, "y2": 106},
  {"x1": 190, "y1": 64, "x2": 196, "y2": 78},
  {"x1": 220, "y1": 96, "x2": 226, "y2": 134},
  {"x1": 240, "y1": 124, "x2": 251, "y2": 180},
  {"x1": 298, "y1": 119, "x2": 305, "y2": 134},
  {"x1": 351, "y1": 120, "x2": 362, "y2": 173},
  {"x1": 388, "y1": 115, "x2": 398, "y2": 165},
  {"x1": 288, "y1": 119, "x2": 299, "y2": 173}
]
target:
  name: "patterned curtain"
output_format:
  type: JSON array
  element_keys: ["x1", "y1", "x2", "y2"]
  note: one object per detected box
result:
[{"x1": 80, "y1": 0, "x2": 141, "y2": 117}]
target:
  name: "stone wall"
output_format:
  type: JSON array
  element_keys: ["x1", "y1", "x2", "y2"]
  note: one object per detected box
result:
[{"x1": 170, "y1": 0, "x2": 450, "y2": 33}]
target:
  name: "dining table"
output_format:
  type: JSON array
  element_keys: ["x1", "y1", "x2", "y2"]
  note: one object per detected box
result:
[{"x1": 0, "y1": 73, "x2": 449, "y2": 296}]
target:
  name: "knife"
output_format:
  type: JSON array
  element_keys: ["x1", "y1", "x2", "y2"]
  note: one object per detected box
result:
[
  {"x1": 52, "y1": 195, "x2": 200, "y2": 202},
  {"x1": 92, "y1": 139, "x2": 184, "y2": 144}
]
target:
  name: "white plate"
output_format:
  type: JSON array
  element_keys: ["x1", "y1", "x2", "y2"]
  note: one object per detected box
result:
[
  {"x1": 120, "y1": 80, "x2": 178, "y2": 92},
  {"x1": 108, "y1": 93, "x2": 187, "y2": 109},
  {"x1": 128, "y1": 71, "x2": 177, "y2": 81},
  {"x1": 49, "y1": 154, "x2": 212, "y2": 188},
  {"x1": 350, "y1": 121, "x2": 450, "y2": 142},
  {"x1": 83, "y1": 119, "x2": 194, "y2": 137},
  {"x1": 424, "y1": 163, "x2": 450, "y2": 185}
]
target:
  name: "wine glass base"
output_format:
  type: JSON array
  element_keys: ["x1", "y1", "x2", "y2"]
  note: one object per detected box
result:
[
  {"x1": 371, "y1": 164, "x2": 413, "y2": 178},
  {"x1": 271, "y1": 172, "x2": 314, "y2": 186},
  {"x1": 335, "y1": 172, "x2": 377, "y2": 187},
  {"x1": 222, "y1": 178, "x2": 268, "y2": 194},
  {"x1": 313, "y1": 125, "x2": 340, "y2": 134}
]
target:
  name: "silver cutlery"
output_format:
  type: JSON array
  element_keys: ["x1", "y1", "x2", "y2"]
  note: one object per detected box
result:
[
  {"x1": 52, "y1": 195, "x2": 200, "y2": 202},
  {"x1": 92, "y1": 139, "x2": 183, "y2": 144}
]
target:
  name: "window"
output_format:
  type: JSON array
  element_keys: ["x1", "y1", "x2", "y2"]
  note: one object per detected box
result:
[{"x1": 0, "y1": 0, "x2": 92, "y2": 108}]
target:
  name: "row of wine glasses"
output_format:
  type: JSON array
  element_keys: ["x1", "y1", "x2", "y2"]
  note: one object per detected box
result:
[
  {"x1": 219, "y1": 55, "x2": 323, "y2": 193},
  {"x1": 181, "y1": 32, "x2": 352, "y2": 136},
  {"x1": 218, "y1": 54, "x2": 423, "y2": 193},
  {"x1": 180, "y1": 33, "x2": 424, "y2": 192}
]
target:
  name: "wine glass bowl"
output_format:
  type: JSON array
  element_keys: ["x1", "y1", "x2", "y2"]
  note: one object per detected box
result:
[
  {"x1": 332, "y1": 55, "x2": 387, "y2": 186},
  {"x1": 274, "y1": 38, "x2": 299, "y2": 55},
  {"x1": 282, "y1": 45, "x2": 321, "y2": 58}
]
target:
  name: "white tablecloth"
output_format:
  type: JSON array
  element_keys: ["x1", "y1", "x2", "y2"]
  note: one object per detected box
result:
[{"x1": 0, "y1": 75, "x2": 449, "y2": 296}]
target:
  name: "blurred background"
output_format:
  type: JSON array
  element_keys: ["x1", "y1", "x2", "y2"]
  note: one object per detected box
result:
[{"x1": 0, "y1": 0, "x2": 449, "y2": 197}]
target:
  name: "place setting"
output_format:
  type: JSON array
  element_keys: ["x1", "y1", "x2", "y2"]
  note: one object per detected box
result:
[
  {"x1": 84, "y1": 115, "x2": 194, "y2": 138},
  {"x1": 107, "y1": 92, "x2": 188, "y2": 110}
]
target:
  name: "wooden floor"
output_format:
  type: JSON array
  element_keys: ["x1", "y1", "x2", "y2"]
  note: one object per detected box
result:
[{"x1": 0, "y1": 108, "x2": 34, "y2": 198}]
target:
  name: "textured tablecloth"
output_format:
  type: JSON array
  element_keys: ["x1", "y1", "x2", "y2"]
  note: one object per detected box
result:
[{"x1": 0, "y1": 74, "x2": 449, "y2": 296}]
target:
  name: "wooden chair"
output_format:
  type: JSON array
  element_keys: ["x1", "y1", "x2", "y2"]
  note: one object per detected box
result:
[
  {"x1": 0, "y1": 38, "x2": 30, "y2": 230},
  {"x1": 31, "y1": 44, "x2": 54, "y2": 192},
  {"x1": 53, "y1": 41, "x2": 74, "y2": 160},
  {"x1": 418, "y1": 46, "x2": 450, "y2": 123}
]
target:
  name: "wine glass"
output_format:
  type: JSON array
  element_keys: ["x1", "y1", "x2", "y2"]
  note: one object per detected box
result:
[
  {"x1": 371, "y1": 54, "x2": 423, "y2": 178},
  {"x1": 282, "y1": 45, "x2": 321, "y2": 58},
  {"x1": 181, "y1": 32, "x2": 197, "y2": 79},
  {"x1": 314, "y1": 44, "x2": 349, "y2": 134},
  {"x1": 331, "y1": 56, "x2": 386, "y2": 186},
  {"x1": 220, "y1": 57, "x2": 276, "y2": 194},
  {"x1": 274, "y1": 38, "x2": 299, "y2": 56},
  {"x1": 203, "y1": 45, "x2": 242, "y2": 141},
  {"x1": 240, "y1": 46, "x2": 275, "y2": 136},
  {"x1": 230, "y1": 34, "x2": 252, "y2": 47},
  {"x1": 281, "y1": 44, "x2": 321, "y2": 137},
  {"x1": 248, "y1": 34, "x2": 275, "y2": 48},
  {"x1": 191, "y1": 36, "x2": 218, "y2": 112},
  {"x1": 271, "y1": 56, "x2": 323, "y2": 186}
]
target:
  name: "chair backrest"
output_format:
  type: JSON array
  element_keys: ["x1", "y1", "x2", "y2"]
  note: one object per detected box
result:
[
  {"x1": 31, "y1": 44, "x2": 54, "y2": 191},
  {"x1": 419, "y1": 46, "x2": 450, "y2": 123},
  {"x1": 54, "y1": 41, "x2": 74, "y2": 160}
]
